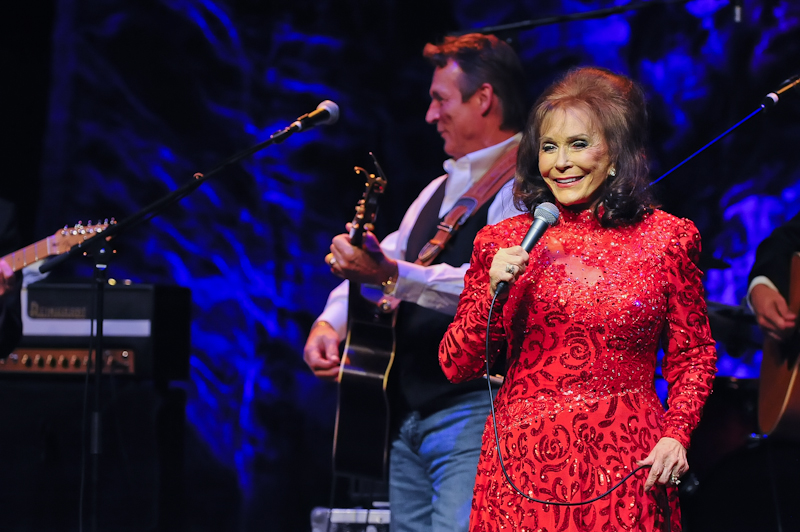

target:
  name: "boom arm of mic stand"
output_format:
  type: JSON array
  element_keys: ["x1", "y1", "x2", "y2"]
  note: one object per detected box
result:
[
  {"x1": 39, "y1": 124, "x2": 299, "y2": 274},
  {"x1": 650, "y1": 74, "x2": 799, "y2": 187},
  {"x1": 649, "y1": 107, "x2": 762, "y2": 187},
  {"x1": 459, "y1": 0, "x2": 695, "y2": 36}
]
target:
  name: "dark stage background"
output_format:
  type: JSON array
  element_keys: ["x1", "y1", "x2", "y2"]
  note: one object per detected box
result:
[{"x1": 2, "y1": 0, "x2": 799, "y2": 531}]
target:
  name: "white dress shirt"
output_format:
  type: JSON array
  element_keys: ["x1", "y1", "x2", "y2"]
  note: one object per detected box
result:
[{"x1": 316, "y1": 133, "x2": 525, "y2": 337}]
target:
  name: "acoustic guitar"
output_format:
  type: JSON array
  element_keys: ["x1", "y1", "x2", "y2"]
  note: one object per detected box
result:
[
  {"x1": 757, "y1": 252, "x2": 800, "y2": 439},
  {"x1": 2, "y1": 221, "x2": 114, "y2": 272},
  {"x1": 332, "y1": 163, "x2": 396, "y2": 480}
]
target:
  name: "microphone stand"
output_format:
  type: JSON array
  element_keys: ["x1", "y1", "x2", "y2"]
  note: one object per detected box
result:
[
  {"x1": 457, "y1": 0, "x2": 698, "y2": 38},
  {"x1": 43, "y1": 123, "x2": 302, "y2": 274},
  {"x1": 38, "y1": 116, "x2": 324, "y2": 532},
  {"x1": 650, "y1": 74, "x2": 800, "y2": 186}
]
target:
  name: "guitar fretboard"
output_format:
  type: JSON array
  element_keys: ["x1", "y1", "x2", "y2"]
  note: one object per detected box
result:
[{"x1": 2, "y1": 236, "x2": 57, "y2": 273}]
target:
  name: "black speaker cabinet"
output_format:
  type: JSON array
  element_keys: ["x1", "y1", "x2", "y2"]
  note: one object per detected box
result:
[{"x1": 0, "y1": 375, "x2": 186, "y2": 531}]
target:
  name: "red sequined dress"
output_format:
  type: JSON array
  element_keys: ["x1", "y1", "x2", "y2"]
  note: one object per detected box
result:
[{"x1": 439, "y1": 206, "x2": 717, "y2": 531}]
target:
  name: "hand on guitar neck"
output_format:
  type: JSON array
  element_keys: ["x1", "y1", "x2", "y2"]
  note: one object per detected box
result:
[
  {"x1": 751, "y1": 283, "x2": 798, "y2": 342},
  {"x1": 325, "y1": 224, "x2": 398, "y2": 288}
]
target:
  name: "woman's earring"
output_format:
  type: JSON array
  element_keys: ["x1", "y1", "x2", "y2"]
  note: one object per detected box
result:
[{"x1": 609, "y1": 168, "x2": 616, "y2": 177}]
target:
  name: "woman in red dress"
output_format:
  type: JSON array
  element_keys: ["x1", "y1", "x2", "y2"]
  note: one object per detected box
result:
[{"x1": 438, "y1": 67, "x2": 716, "y2": 531}]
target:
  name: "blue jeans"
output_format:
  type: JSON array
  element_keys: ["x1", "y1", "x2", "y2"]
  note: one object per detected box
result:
[{"x1": 389, "y1": 389, "x2": 490, "y2": 532}]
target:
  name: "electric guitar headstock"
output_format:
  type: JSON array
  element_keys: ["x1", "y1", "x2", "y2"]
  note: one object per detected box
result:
[
  {"x1": 349, "y1": 153, "x2": 387, "y2": 248},
  {"x1": 52, "y1": 220, "x2": 116, "y2": 255},
  {"x1": 2, "y1": 219, "x2": 116, "y2": 273}
]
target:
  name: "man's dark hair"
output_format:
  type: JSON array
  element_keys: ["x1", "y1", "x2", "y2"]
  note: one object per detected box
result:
[{"x1": 423, "y1": 33, "x2": 526, "y2": 132}]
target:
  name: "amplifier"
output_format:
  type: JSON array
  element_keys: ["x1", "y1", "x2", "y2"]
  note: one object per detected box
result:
[{"x1": 3, "y1": 283, "x2": 191, "y2": 381}]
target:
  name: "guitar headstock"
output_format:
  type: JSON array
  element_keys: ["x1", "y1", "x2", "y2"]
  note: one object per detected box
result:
[
  {"x1": 54, "y1": 219, "x2": 116, "y2": 254},
  {"x1": 350, "y1": 159, "x2": 387, "y2": 247}
]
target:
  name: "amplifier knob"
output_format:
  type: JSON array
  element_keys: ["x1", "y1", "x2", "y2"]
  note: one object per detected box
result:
[
  {"x1": 46, "y1": 355, "x2": 56, "y2": 368},
  {"x1": 21, "y1": 354, "x2": 30, "y2": 367},
  {"x1": 71, "y1": 355, "x2": 80, "y2": 368},
  {"x1": 59, "y1": 355, "x2": 68, "y2": 368},
  {"x1": 34, "y1": 355, "x2": 44, "y2": 368}
]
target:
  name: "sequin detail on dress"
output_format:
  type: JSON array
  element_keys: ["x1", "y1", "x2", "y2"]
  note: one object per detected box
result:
[{"x1": 439, "y1": 206, "x2": 717, "y2": 532}]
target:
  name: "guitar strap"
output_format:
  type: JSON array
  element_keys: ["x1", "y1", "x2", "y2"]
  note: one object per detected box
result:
[{"x1": 415, "y1": 145, "x2": 519, "y2": 266}]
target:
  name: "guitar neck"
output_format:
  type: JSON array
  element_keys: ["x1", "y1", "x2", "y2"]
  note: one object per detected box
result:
[{"x1": 2, "y1": 235, "x2": 57, "y2": 273}]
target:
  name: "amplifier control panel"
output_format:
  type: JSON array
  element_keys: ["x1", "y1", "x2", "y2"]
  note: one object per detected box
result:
[{"x1": 0, "y1": 348, "x2": 136, "y2": 375}]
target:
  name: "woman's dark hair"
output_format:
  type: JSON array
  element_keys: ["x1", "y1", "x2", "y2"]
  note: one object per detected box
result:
[
  {"x1": 515, "y1": 66, "x2": 655, "y2": 226},
  {"x1": 423, "y1": 33, "x2": 527, "y2": 132}
]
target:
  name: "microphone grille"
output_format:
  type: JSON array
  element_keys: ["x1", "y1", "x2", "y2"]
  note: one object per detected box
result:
[
  {"x1": 317, "y1": 100, "x2": 340, "y2": 125},
  {"x1": 534, "y1": 202, "x2": 559, "y2": 226}
]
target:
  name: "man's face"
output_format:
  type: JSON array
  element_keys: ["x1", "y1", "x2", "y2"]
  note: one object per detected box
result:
[{"x1": 425, "y1": 60, "x2": 485, "y2": 160}]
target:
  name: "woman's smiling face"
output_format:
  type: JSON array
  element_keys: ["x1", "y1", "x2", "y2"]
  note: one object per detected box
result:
[{"x1": 538, "y1": 106, "x2": 614, "y2": 208}]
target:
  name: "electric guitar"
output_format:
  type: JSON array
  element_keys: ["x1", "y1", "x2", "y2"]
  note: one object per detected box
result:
[
  {"x1": 2, "y1": 221, "x2": 114, "y2": 272},
  {"x1": 332, "y1": 162, "x2": 396, "y2": 480},
  {"x1": 758, "y1": 252, "x2": 800, "y2": 440}
]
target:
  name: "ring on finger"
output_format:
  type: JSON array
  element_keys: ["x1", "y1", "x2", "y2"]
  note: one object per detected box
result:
[
  {"x1": 669, "y1": 474, "x2": 681, "y2": 486},
  {"x1": 505, "y1": 263, "x2": 515, "y2": 274},
  {"x1": 329, "y1": 257, "x2": 337, "y2": 267}
]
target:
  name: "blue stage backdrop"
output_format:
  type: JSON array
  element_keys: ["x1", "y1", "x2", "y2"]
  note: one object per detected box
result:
[{"x1": 25, "y1": 0, "x2": 800, "y2": 529}]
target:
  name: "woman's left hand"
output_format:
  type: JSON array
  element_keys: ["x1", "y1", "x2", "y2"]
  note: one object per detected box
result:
[{"x1": 636, "y1": 437, "x2": 688, "y2": 491}]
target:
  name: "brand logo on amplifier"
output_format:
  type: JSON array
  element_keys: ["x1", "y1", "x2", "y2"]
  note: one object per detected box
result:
[{"x1": 28, "y1": 300, "x2": 88, "y2": 319}]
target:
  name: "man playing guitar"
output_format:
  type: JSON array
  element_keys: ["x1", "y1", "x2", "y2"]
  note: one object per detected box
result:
[{"x1": 303, "y1": 33, "x2": 528, "y2": 532}]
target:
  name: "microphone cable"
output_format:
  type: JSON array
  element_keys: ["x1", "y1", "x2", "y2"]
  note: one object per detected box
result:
[{"x1": 482, "y1": 288, "x2": 663, "y2": 508}]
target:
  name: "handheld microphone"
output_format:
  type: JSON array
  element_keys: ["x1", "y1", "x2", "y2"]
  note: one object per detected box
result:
[
  {"x1": 495, "y1": 202, "x2": 559, "y2": 294},
  {"x1": 761, "y1": 74, "x2": 800, "y2": 110},
  {"x1": 290, "y1": 100, "x2": 340, "y2": 131}
]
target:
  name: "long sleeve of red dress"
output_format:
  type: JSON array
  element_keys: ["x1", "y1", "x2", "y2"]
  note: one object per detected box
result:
[{"x1": 438, "y1": 207, "x2": 717, "y2": 532}]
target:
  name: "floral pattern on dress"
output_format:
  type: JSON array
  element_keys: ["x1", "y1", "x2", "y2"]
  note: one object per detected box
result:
[{"x1": 439, "y1": 206, "x2": 717, "y2": 531}]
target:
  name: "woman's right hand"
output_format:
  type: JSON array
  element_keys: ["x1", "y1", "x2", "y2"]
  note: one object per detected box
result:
[{"x1": 488, "y1": 246, "x2": 529, "y2": 296}]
